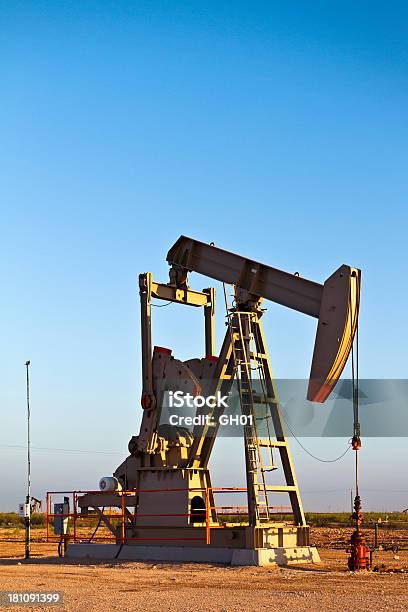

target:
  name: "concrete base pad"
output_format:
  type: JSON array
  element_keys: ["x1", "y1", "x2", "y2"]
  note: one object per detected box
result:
[{"x1": 66, "y1": 543, "x2": 320, "y2": 566}]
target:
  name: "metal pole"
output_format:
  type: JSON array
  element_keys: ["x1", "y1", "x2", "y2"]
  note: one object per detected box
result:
[
  {"x1": 46, "y1": 493, "x2": 49, "y2": 543},
  {"x1": 205, "y1": 487, "x2": 210, "y2": 545},
  {"x1": 121, "y1": 494, "x2": 125, "y2": 544},
  {"x1": 203, "y1": 287, "x2": 215, "y2": 357},
  {"x1": 25, "y1": 360, "x2": 31, "y2": 559}
]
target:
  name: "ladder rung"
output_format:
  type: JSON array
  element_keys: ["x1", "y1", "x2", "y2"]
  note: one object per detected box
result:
[
  {"x1": 252, "y1": 395, "x2": 278, "y2": 404},
  {"x1": 257, "y1": 440, "x2": 287, "y2": 448},
  {"x1": 262, "y1": 485, "x2": 297, "y2": 492},
  {"x1": 247, "y1": 441, "x2": 287, "y2": 448},
  {"x1": 250, "y1": 467, "x2": 278, "y2": 474}
]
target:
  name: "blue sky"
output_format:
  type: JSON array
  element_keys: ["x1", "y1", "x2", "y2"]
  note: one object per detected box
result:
[{"x1": 1, "y1": 1, "x2": 407, "y2": 511}]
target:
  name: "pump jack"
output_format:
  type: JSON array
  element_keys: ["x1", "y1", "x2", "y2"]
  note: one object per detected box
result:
[{"x1": 74, "y1": 237, "x2": 360, "y2": 566}]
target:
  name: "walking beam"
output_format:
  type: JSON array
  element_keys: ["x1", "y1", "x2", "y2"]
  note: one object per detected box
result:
[{"x1": 167, "y1": 236, "x2": 361, "y2": 402}]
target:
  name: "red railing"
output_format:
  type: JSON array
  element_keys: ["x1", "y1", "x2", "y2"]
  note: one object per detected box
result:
[
  {"x1": 46, "y1": 487, "x2": 213, "y2": 545},
  {"x1": 46, "y1": 487, "x2": 293, "y2": 547}
]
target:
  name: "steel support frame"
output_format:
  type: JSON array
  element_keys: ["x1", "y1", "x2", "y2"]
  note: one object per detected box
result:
[{"x1": 138, "y1": 272, "x2": 215, "y2": 453}]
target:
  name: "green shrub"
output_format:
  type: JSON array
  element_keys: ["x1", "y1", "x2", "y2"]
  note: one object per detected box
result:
[{"x1": 0, "y1": 513, "x2": 46, "y2": 528}]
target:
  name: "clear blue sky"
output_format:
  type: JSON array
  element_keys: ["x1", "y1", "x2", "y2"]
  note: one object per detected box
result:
[{"x1": 1, "y1": 1, "x2": 407, "y2": 512}]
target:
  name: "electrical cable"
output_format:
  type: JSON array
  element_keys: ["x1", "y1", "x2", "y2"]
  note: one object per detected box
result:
[
  {"x1": 0, "y1": 444, "x2": 122, "y2": 455},
  {"x1": 152, "y1": 301, "x2": 173, "y2": 308},
  {"x1": 88, "y1": 508, "x2": 105, "y2": 543},
  {"x1": 290, "y1": 436, "x2": 351, "y2": 463},
  {"x1": 57, "y1": 538, "x2": 63, "y2": 558},
  {"x1": 114, "y1": 542, "x2": 124, "y2": 559},
  {"x1": 278, "y1": 409, "x2": 351, "y2": 462}
]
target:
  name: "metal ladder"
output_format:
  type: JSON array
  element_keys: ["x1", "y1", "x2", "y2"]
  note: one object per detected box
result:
[{"x1": 225, "y1": 298, "x2": 306, "y2": 527}]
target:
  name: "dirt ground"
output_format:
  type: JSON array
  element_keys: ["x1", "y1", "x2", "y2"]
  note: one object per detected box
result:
[{"x1": 0, "y1": 528, "x2": 408, "y2": 611}]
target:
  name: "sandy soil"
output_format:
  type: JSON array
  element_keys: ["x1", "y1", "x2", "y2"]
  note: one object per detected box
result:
[{"x1": 0, "y1": 528, "x2": 408, "y2": 611}]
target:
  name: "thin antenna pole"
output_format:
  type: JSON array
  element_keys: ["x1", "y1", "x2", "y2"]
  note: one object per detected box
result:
[{"x1": 25, "y1": 360, "x2": 31, "y2": 560}]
